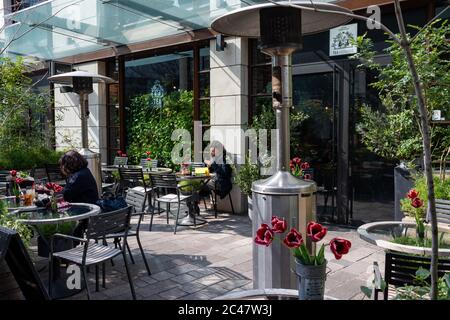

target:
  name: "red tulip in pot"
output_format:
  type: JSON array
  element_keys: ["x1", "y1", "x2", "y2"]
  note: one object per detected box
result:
[{"x1": 255, "y1": 217, "x2": 352, "y2": 300}]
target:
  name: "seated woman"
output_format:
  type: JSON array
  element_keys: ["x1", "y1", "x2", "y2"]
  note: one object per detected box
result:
[
  {"x1": 202, "y1": 141, "x2": 233, "y2": 200},
  {"x1": 59, "y1": 150, "x2": 99, "y2": 204}
]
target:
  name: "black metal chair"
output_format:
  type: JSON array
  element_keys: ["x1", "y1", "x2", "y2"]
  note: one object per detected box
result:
[
  {"x1": 149, "y1": 174, "x2": 192, "y2": 234},
  {"x1": 118, "y1": 167, "x2": 152, "y2": 209},
  {"x1": 102, "y1": 189, "x2": 151, "y2": 277},
  {"x1": 49, "y1": 206, "x2": 136, "y2": 300},
  {"x1": 0, "y1": 226, "x2": 50, "y2": 300},
  {"x1": 0, "y1": 171, "x2": 9, "y2": 196},
  {"x1": 44, "y1": 164, "x2": 66, "y2": 184},
  {"x1": 113, "y1": 156, "x2": 128, "y2": 166},
  {"x1": 372, "y1": 251, "x2": 450, "y2": 300},
  {"x1": 210, "y1": 181, "x2": 235, "y2": 218},
  {"x1": 140, "y1": 158, "x2": 158, "y2": 169}
]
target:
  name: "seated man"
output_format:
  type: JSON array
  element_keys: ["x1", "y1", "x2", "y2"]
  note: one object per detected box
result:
[{"x1": 202, "y1": 141, "x2": 233, "y2": 200}]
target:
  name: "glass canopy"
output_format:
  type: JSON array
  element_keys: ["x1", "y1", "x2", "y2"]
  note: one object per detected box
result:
[{"x1": 0, "y1": 0, "x2": 338, "y2": 61}]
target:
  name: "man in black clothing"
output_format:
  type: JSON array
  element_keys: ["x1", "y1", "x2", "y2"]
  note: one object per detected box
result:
[{"x1": 203, "y1": 141, "x2": 233, "y2": 200}]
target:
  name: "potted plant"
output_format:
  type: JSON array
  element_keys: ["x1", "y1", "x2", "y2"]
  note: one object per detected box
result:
[
  {"x1": 235, "y1": 157, "x2": 261, "y2": 220},
  {"x1": 254, "y1": 216, "x2": 351, "y2": 300},
  {"x1": 289, "y1": 157, "x2": 312, "y2": 180}
]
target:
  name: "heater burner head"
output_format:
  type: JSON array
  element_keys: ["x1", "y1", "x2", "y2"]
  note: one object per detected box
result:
[
  {"x1": 259, "y1": 7, "x2": 302, "y2": 54},
  {"x1": 211, "y1": 1, "x2": 353, "y2": 38}
]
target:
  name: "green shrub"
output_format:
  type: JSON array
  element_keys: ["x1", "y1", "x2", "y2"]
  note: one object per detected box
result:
[
  {"x1": 0, "y1": 146, "x2": 64, "y2": 170},
  {"x1": 127, "y1": 90, "x2": 193, "y2": 168},
  {"x1": 235, "y1": 157, "x2": 261, "y2": 196},
  {"x1": 0, "y1": 200, "x2": 32, "y2": 246}
]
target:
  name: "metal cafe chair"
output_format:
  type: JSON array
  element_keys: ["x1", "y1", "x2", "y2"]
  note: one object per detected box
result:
[
  {"x1": 44, "y1": 163, "x2": 66, "y2": 184},
  {"x1": 118, "y1": 167, "x2": 152, "y2": 210},
  {"x1": 149, "y1": 173, "x2": 192, "y2": 234},
  {"x1": 101, "y1": 189, "x2": 151, "y2": 278},
  {"x1": 113, "y1": 156, "x2": 128, "y2": 166},
  {"x1": 49, "y1": 206, "x2": 136, "y2": 300},
  {"x1": 140, "y1": 158, "x2": 158, "y2": 169}
]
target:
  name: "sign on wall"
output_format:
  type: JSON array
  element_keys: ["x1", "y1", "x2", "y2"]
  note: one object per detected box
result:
[{"x1": 329, "y1": 23, "x2": 358, "y2": 57}]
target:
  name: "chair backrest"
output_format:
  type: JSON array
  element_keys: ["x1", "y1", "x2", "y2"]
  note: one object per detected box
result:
[
  {"x1": 86, "y1": 206, "x2": 132, "y2": 240},
  {"x1": 140, "y1": 158, "x2": 158, "y2": 169},
  {"x1": 31, "y1": 167, "x2": 47, "y2": 182},
  {"x1": 190, "y1": 162, "x2": 205, "y2": 168},
  {"x1": 150, "y1": 174, "x2": 178, "y2": 191},
  {"x1": 114, "y1": 156, "x2": 128, "y2": 166},
  {"x1": 45, "y1": 164, "x2": 64, "y2": 183},
  {"x1": 125, "y1": 189, "x2": 147, "y2": 213},
  {"x1": 435, "y1": 199, "x2": 450, "y2": 225},
  {"x1": 118, "y1": 167, "x2": 147, "y2": 190},
  {"x1": 0, "y1": 226, "x2": 50, "y2": 300},
  {"x1": 385, "y1": 251, "x2": 450, "y2": 287}
]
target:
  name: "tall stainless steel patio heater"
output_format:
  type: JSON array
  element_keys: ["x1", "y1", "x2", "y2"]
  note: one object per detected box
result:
[
  {"x1": 211, "y1": 1, "x2": 351, "y2": 289},
  {"x1": 48, "y1": 71, "x2": 115, "y2": 195}
]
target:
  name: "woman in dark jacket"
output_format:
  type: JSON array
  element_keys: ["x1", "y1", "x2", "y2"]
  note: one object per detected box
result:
[
  {"x1": 59, "y1": 150, "x2": 99, "y2": 204},
  {"x1": 204, "y1": 141, "x2": 233, "y2": 199}
]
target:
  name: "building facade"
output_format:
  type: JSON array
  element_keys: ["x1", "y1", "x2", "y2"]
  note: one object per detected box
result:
[{"x1": 0, "y1": 0, "x2": 448, "y2": 224}]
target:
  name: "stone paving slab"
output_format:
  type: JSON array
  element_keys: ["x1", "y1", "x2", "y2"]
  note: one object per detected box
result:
[{"x1": 2, "y1": 206, "x2": 386, "y2": 300}]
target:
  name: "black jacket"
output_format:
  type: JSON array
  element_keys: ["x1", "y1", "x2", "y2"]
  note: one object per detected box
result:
[
  {"x1": 63, "y1": 167, "x2": 99, "y2": 204},
  {"x1": 210, "y1": 162, "x2": 233, "y2": 199}
]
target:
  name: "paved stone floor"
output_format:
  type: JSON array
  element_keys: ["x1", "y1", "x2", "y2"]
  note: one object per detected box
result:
[{"x1": 28, "y1": 205, "x2": 385, "y2": 300}]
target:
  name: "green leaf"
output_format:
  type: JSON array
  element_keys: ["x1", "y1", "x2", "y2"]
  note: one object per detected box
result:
[
  {"x1": 316, "y1": 244, "x2": 325, "y2": 265},
  {"x1": 360, "y1": 286, "x2": 372, "y2": 299},
  {"x1": 415, "y1": 267, "x2": 430, "y2": 281},
  {"x1": 299, "y1": 243, "x2": 312, "y2": 265}
]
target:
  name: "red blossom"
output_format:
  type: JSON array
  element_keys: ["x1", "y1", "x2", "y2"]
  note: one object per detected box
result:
[
  {"x1": 300, "y1": 162, "x2": 310, "y2": 170},
  {"x1": 306, "y1": 222, "x2": 327, "y2": 242},
  {"x1": 15, "y1": 178, "x2": 24, "y2": 184},
  {"x1": 407, "y1": 189, "x2": 419, "y2": 199},
  {"x1": 411, "y1": 197, "x2": 423, "y2": 208},
  {"x1": 10, "y1": 170, "x2": 17, "y2": 177},
  {"x1": 283, "y1": 228, "x2": 303, "y2": 248},
  {"x1": 271, "y1": 216, "x2": 287, "y2": 234},
  {"x1": 330, "y1": 238, "x2": 352, "y2": 260},
  {"x1": 254, "y1": 224, "x2": 274, "y2": 247},
  {"x1": 304, "y1": 173, "x2": 312, "y2": 180}
]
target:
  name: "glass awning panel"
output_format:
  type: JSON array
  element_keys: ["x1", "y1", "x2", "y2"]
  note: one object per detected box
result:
[{"x1": 0, "y1": 0, "x2": 338, "y2": 60}]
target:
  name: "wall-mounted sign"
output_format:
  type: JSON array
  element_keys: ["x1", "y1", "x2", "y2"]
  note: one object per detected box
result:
[
  {"x1": 329, "y1": 23, "x2": 358, "y2": 57},
  {"x1": 150, "y1": 80, "x2": 165, "y2": 108}
]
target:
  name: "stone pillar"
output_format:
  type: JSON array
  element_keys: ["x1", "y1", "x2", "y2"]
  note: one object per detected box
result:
[
  {"x1": 54, "y1": 61, "x2": 108, "y2": 163},
  {"x1": 209, "y1": 36, "x2": 249, "y2": 214}
]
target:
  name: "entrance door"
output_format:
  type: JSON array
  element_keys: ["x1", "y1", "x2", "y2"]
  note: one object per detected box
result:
[{"x1": 292, "y1": 62, "x2": 343, "y2": 223}]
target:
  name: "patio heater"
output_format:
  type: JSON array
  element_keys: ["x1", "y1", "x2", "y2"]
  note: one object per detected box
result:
[
  {"x1": 48, "y1": 71, "x2": 115, "y2": 195},
  {"x1": 211, "y1": 1, "x2": 352, "y2": 289}
]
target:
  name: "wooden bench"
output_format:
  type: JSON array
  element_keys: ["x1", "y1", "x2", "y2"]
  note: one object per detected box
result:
[{"x1": 436, "y1": 199, "x2": 450, "y2": 226}]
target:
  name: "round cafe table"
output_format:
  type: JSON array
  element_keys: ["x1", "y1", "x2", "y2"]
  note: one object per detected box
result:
[
  {"x1": 12, "y1": 203, "x2": 101, "y2": 299},
  {"x1": 176, "y1": 173, "x2": 214, "y2": 227}
]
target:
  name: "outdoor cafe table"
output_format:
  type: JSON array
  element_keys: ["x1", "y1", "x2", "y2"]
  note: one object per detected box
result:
[
  {"x1": 176, "y1": 173, "x2": 214, "y2": 227},
  {"x1": 12, "y1": 203, "x2": 101, "y2": 299},
  {"x1": 101, "y1": 164, "x2": 172, "y2": 174}
]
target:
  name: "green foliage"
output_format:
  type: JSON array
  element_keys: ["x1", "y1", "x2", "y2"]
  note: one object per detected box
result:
[
  {"x1": 127, "y1": 90, "x2": 194, "y2": 168},
  {"x1": 352, "y1": 21, "x2": 450, "y2": 162},
  {"x1": 391, "y1": 235, "x2": 450, "y2": 249},
  {"x1": 394, "y1": 268, "x2": 450, "y2": 300},
  {"x1": 401, "y1": 175, "x2": 450, "y2": 217},
  {"x1": 0, "y1": 146, "x2": 64, "y2": 170},
  {"x1": 0, "y1": 57, "x2": 57, "y2": 170},
  {"x1": 0, "y1": 200, "x2": 32, "y2": 246},
  {"x1": 35, "y1": 221, "x2": 77, "y2": 240},
  {"x1": 235, "y1": 157, "x2": 260, "y2": 196}
]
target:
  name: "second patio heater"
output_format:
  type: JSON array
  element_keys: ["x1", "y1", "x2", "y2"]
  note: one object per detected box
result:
[
  {"x1": 211, "y1": 1, "x2": 352, "y2": 289},
  {"x1": 48, "y1": 71, "x2": 115, "y2": 195}
]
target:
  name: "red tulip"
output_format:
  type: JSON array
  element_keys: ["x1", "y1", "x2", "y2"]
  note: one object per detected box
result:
[
  {"x1": 146, "y1": 157, "x2": 152, "y2": 161},
  {"x1": 407, "y1": 189, "x2": 419, "y2": 199},
  {"x1": 330, "y1": 238, "x2": 351, "y2": 260},
  {"x1": 15, "y1": 178, "x2": 24, "y2": 185},
  {"x1": 10, "y1": 170, "x2": 17, "y2": 177},
  {"x1": 271, "y1": 216, "x2": 287, "y2": 234},
  {"x1": 117, "y1": 150, "x2": 122, "y2": 156},
  {"x1": 300, "y1": 162, "x2": 310, "y2": 170},
  {"x1": 293, "y1": 157, "x2": 301, "y2": 165},
  {"x1": 122, "y1": 153, "x2": 127, "y2": 157},
  {"x1": 304, "y1": 173, "x2": 312, "y2": 180},
  {"x1": 411, "y1": 197, "x2": 423, "y2": 208},
  {"x1": 146, "y1": 151, "x2": 152, "y2": 155},
  {"x1": 254, "y1": 224, "x2": 274, "y2": 247},
  {"x1": 283, "y1": 228, "x2": 303, "y2": 248},
  {"x1": 306, "y1": 222, "x2": 327, "y2": 242}
]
